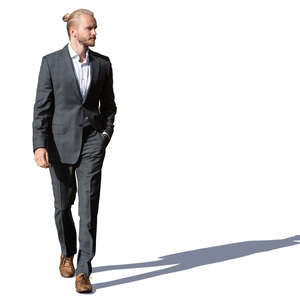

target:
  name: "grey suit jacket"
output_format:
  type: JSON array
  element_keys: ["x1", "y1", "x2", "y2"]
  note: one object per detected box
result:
[{"x1": 32, "y1": 43, "x2": 117, "y2": 164}]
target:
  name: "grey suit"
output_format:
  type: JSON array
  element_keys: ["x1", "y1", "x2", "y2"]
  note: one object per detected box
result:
[
  {"x1": 32, "y1": 43, "x2": 117, "y2": 276},
  {"x1": 32, "y1": 43, "x2": 117, "y2": 164}
]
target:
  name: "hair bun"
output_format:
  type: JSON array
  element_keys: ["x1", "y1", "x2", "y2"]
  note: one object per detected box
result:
[{"x1": 62, "y1": 13, "x2": 70, "y2": 22}]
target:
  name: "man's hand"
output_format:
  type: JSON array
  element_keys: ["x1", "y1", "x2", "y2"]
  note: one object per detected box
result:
[{"x1": 34, "y1": 148, "x2": 50, "y2": 168}]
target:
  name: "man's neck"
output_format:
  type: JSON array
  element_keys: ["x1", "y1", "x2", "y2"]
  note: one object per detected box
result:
[{"x1": 69, "y1": 40, "x2": 88, "y2": 62}]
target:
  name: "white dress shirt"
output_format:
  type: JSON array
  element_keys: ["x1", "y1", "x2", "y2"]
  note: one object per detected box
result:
[{"x1": 68, "y1": 43, "x2": 109, "y2": 138}]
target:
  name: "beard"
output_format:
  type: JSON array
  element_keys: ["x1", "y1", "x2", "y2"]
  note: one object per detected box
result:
[{"x1": 77, "y1": 36, "x2": 95, "y2": 47}]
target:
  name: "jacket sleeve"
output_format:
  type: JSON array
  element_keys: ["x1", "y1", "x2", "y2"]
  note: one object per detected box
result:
[
  {"x1": 32, "y1": 55, "x2": 54, "y2": 153},
  {"x1": 99, "y1": 58, "x2": 117, "y2": 138}
]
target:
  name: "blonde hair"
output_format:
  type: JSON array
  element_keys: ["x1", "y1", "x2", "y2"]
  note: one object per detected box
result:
[{"x1": 62, "y1": 9, "x2": 95, "y2": 39}]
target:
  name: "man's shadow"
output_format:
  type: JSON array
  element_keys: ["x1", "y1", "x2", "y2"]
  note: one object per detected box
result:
[{"x1": 91, "y1": 235, "x2": 300, "y2": 291}]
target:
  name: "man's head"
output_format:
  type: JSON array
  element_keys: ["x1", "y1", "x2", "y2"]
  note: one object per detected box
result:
[{"x1": 62, "y1": 9, "x2": 97, "y2": 47}]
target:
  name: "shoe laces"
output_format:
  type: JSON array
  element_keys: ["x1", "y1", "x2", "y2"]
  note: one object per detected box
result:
[
  {"x1": 62, "y1": 256, "x2": 73, "y2": 267},
  {"x1": 78, "y1": 273, "x2": 91, "y2": 283}
]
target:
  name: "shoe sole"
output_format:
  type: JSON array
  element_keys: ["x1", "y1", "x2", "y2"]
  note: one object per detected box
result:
[
  {"x1": 76, "y1": 288, "x2": 92, "y2": 293},
  {"x1": 60, "y1": 273, "x2": 75, "y2": 278}
]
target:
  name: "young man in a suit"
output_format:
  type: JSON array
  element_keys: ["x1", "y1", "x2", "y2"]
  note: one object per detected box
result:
[{"x1": 32, "y1": 8, "x2": 117, "y2": 293}]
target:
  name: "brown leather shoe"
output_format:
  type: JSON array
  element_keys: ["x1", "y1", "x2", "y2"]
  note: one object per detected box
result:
[
  {"x1": 75, "y1": 273, "x2": 92, "y2": 293},
  {"x1": 59, "y1": 253, "x2": 75, "y2": 277}
]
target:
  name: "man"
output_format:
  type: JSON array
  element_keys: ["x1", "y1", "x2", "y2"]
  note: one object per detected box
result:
[{"x1": 32, "y1": 9, "x2": 117, "y2": 293}]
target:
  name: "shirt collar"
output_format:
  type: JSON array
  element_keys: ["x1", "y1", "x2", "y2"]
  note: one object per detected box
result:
[{"x1": 68, "y1": 42, "x2": 89, "y2": 63}]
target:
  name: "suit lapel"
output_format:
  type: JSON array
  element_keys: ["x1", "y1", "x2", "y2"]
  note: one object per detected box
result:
[
  {"x1": 62, "y1": 43, "x2": 100, "y2": 104},
  {"x1": 85, "y1": 49, "x2": 99, "y2": 103}
]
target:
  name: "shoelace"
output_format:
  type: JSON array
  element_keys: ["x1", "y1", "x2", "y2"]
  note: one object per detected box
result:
[
  {"x1": 63, "y1": 257, "x2": 73, "y2": 267},
  {"x1": 78, "y1": 273, "x2": 91, "y2": 283}
]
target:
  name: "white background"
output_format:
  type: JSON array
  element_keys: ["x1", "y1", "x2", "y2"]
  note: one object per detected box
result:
[{"x1": 1, "y1": 0, "x2": 300, "y2": 298}]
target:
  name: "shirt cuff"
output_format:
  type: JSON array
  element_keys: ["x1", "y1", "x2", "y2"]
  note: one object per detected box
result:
[{"x1": 102, "y1": 131, "x2": 110, "y2": 139}]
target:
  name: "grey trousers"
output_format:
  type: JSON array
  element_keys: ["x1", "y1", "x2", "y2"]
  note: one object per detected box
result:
[{"x1": 49, "y1": 125, "x2": 107, "y2": 276}]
